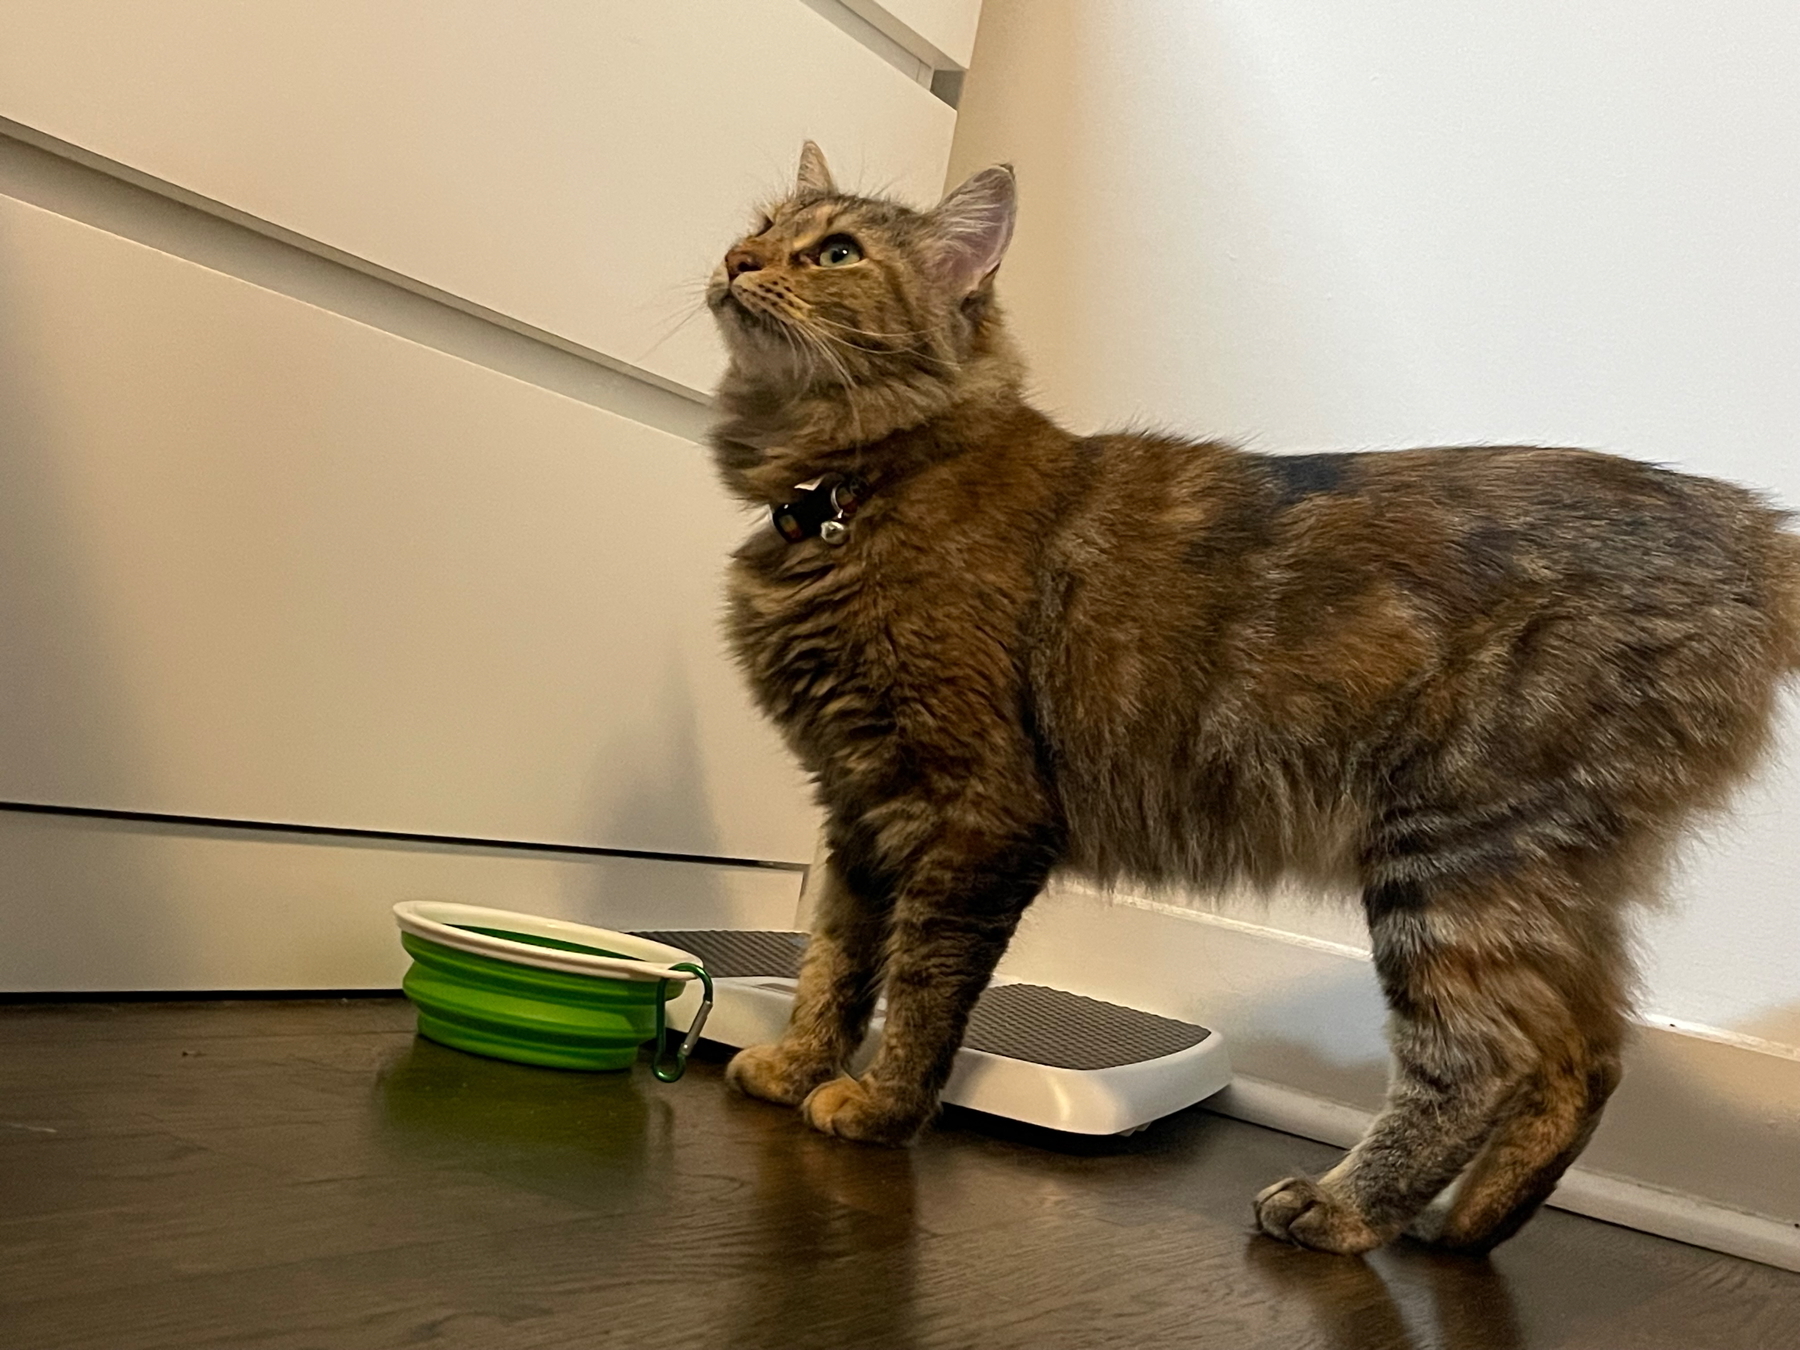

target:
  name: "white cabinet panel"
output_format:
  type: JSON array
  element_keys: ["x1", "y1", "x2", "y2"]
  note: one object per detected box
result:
[
  {"x1": 0, "y1": 195, "x2": 818, "y2": 860},
  {"x1": 0, "y1": 1, "x2": 958, "y2": 395},
  {"x1": 848, "y1": 0, "x2": 985, "y2": 68},
  {"x1": 0, "y1": 812, "x2": 803, "y2": 992}
]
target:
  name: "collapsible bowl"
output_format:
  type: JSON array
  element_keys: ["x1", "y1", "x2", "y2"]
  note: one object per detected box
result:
[{"x1": 392, "y1": 901, "x2": 712, "y2": 1077}]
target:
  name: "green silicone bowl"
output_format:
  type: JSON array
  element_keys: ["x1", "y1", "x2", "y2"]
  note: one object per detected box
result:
[{"x1": 392, "y1": 901, "x2": 707, "y2": 1073}]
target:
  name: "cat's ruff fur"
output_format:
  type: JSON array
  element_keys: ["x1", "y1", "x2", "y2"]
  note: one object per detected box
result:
[{"x1": 705, "y1": 143, "x2": 1800, "y2": 1255}]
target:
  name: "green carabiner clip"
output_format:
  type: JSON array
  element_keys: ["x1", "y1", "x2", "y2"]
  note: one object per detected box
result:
[{"x1": 652, "y1": 962, "x2": 714, "y2": 1083}]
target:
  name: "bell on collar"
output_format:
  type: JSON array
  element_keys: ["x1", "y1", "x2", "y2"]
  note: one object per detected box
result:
[{"x1": 770, "y1": 472, "x2": 868, "y2": 547}]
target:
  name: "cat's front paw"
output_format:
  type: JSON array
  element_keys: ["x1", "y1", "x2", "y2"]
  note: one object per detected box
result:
[
  {"x1": 799, "y1": 1075, "x2": 926, "y2": 1145},
  {"x1": 724, "y1": 1042, "x2": 836, "y2": 1107},
  {"x1": 1253, "y1": 1176, "x2": 1384, "y2": 1255}
]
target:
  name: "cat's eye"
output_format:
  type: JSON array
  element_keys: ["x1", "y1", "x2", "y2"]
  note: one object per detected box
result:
[{"x1": 816, "y1": 235, "x2": 862, "y2": 268}]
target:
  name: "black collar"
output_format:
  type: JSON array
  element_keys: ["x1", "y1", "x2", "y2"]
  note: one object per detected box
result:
[{"x1": 771, "y1": 473, "x2": 868, "y2": 547}]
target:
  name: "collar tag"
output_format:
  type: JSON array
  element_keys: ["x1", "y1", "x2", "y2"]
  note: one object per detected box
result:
[{"x1": 772, "y1": 474, "x2": 867, "y2": 547}]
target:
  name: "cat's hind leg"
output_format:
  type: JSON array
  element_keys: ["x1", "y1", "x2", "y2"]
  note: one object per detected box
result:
[
  {"x1": 1255, "y1": 866, "x2": 1607, "y2": 1254},
  {"x1": 1419, "y1": 971, "x2": 1626, "y2": 1252},
  {"x1": 727, "y1": 850, "x2": 889, "y2": 1107}
]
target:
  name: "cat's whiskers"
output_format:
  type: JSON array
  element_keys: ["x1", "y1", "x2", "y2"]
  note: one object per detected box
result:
[
  {"x1": 783, "y1": 308, "x2": 860, "y2": 385},
  {"x1": 806, "y1": 315, "x2": 955, "y2": 369},
  {"x1": 806, "y1": 312, "x2": 937, "y2": 343},
  {"x1": 780, "y1": 311, "x2": 871, "y2": 441},
  {"x1": 635, "y1": 290, "x2": 712, "y2": 362},
  {"x1": 778, "y1": 323, "x2": 822, "y2": 390}
]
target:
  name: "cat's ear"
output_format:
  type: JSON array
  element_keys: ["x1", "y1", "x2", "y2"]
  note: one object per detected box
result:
[
  {"x1": 795, "y1": 141, "x2": 837, "y2": 197},
  {"x1": 925, "y1": 165, "x2": 1017, "y2": 296}
]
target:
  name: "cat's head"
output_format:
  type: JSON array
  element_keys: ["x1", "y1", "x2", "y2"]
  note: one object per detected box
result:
[{"x1": 707, "y1": 142, "x2": 1018, "y2": 403}]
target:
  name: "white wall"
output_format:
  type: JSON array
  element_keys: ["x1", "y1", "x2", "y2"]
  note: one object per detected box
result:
[{"x1": 951, "y1": 0, "x2": 1800, "y2": 1051}]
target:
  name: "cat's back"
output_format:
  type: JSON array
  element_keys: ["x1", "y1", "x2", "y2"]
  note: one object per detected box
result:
[
  {"x1": 1048, "y1": 438, "x2": 1796, "y2": 634},
  {"x1": 1035, "y1": 436, "x2": 1800, "y2": 885}
]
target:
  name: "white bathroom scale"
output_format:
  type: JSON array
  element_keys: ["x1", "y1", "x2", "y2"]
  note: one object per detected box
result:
[{"x1": 636, "y1": 930, "x2": 1232, "y2": 1136}]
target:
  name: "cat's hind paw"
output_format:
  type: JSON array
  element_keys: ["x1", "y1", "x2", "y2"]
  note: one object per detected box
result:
[{"x1": 1253, "y1": 1176, "x2": 1384, "y2": 1255}]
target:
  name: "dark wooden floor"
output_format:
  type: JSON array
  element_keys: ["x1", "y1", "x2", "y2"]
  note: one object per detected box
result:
[{"x1": 2, "y1": 999, "x2": 1796, "y2": 1350}]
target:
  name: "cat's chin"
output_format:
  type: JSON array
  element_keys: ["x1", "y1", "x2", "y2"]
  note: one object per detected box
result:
[
  {"x1": 711, "y1": 293, "x2": 774, "y2": 344},
  {"x1": 716, "y1": 331, "x2": 817, "y2": 390},
  {"x1": 713, "y1": 305, "x2": 787, "y2": 361},
  {"x1": 722, "y1": 347, "x2": 808, "y2": 388}
]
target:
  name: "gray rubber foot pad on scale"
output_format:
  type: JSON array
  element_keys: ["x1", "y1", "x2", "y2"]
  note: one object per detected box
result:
[
  {"x1": 635, "y1": 928, "x2": 808, "y2": 980},
  {"x1": 633, "y1": 929, "x2": 1210, "y2": 1071}
]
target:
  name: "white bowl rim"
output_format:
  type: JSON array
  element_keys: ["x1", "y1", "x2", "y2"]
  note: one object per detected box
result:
[{"x1": 393, "y1": 901, "x2": 700, "y2": 984}]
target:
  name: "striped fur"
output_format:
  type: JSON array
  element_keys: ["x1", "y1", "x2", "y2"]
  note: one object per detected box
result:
[{"x1": 704, "y1": 146, "x2": 1800, "y2": 1251}]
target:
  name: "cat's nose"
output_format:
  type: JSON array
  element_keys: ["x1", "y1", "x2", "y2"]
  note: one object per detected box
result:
[{"x1": 725, "y1": 247, "x2": 763, "y2": 279}]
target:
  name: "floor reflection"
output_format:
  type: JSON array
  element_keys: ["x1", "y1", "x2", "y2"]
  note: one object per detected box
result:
[
  {"x1": 724, "y1": 1112, "x2": 924, "y2": 1350},
  {"x1": 1247, "y1": 1236, "x2": 1525, "y2": 1350},
  {"x1": 372, "y1": 1033, "x2": 673, "y2": 1210}
]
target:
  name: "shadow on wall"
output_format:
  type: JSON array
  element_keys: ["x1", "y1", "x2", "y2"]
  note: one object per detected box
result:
[
  {"x1": 940, "y1": 0, "x2": 1080, "y2": 412},
  {"x1": 559, "y1": 642, "x2": 733, "y2": 926},
  {"x1": 999, "y1": 881, "x2": 1396, "y2": 1115},
  {"x1": 948, "y1": 0, "x2": 1415, "y2": 443},
  {"x1": 1585, "y1": 1006, "x2": 1800, "y2": 1223},
  {"x1": 586, "y1": 642, "x2": 727, "y2": 859},
  {"x1": 0, "y1": 206, "x2": 199, "y2": 986},
  {"x1": 1740, "y1": 1004, "x2": 1800, "y2": 1063},
  {"x1": 1227, "y1": 1023, "x2": 1391, "y2": 1118},
  {"x1": 1641, "y1": 704, "x2": 1800, "y2": 1043}
]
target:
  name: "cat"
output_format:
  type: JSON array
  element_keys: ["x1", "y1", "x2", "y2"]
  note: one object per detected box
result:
[{"x1": 704, "y1": 141, "x2": 1800, "y2": 1255}]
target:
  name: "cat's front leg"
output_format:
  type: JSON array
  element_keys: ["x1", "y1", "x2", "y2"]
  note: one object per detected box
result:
[
  {"x1": 799, "y1": 832, "x2": 1053, "y2": 1145},
  {"x1": 726, "y1": 850, "x2": 888, "y2": 1106}
]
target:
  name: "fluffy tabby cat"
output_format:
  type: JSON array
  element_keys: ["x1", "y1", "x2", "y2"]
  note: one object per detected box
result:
[{"x1": 704, "y1": 142, "x2": 1800, "y2": 1254}]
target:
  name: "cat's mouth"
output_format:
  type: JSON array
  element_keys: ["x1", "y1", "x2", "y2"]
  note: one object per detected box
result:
[{"x1": 712, "y1": 287, "x2": 785, "y2": 341}]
